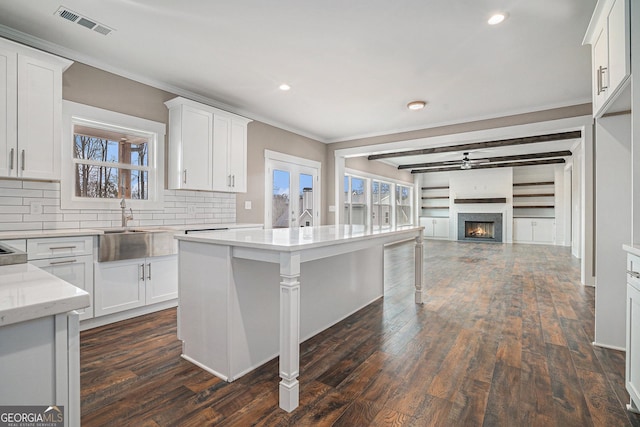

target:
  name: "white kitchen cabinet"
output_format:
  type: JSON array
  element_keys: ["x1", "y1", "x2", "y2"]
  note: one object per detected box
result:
[
  {"x1": 626, "y1": 253, "x2": 640, "y2": 413},
  {"x1": 0, "y1": 311, "x2": 81, "y2": 427},
  {"x1": 0, "y1": 37, "x2": 72, "y2": 180},
  {"x1": 584, "y1": 0, "x2": 630, "y2": 117},
  {"x1": 513, "y1": 218, "x2": 555, "y2": 244},
  {"x1": 27, "y1": 236, "x2": 95, "y2": 321},
  {"x1": 212, "y1": 115, "x2": 250, "y2": 192},
  {"x1": 420, "y1": 216, "x2": 449, "y2": 239},
  {"x1": 94, "y1": 255, "x2": 177, "y2": 317},
  {"x1": 165, "y1": 96, "x2": 251, "y2": 192},
  {"x1": 166, "y1": 100, "x2": 213, "y2": 190}
]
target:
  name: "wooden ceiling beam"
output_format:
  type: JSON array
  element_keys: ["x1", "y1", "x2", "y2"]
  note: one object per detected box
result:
[
  {"x1": 410, "y1": 158, "x2": 566, "y2": 174},
  {"x1": 398, "y1": 150, "x2": 572, "y2": 170},
  {"x1": 367, "y1": 131, "x2": 581, "y2": 161}
]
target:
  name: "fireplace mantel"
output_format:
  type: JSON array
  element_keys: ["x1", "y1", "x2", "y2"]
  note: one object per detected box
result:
[{"x1": 454, "y1": 198, "x2": 507, "y2": 204}]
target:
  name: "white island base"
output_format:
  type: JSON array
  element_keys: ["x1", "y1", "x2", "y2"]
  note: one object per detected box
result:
[{"x1": 176, "y1": 225, "x2": 424, "y2": 412}]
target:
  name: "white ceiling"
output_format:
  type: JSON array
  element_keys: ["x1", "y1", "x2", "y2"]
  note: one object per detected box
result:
[{"x1": 0, "y1": 0, "x2": 595, "y2": 146}]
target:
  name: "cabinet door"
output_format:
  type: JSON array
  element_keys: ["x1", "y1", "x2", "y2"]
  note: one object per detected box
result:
[
  {"x1": 17, "y1": 54, "x2": 62, "y2": 180},
  {"x1": 212, "y1": 114, "x2": 231, "y2": 192},
  {"x1": 607, "y1": 0, "x2": 630, "y2": 96},
  {"x1": 433, "y1": 218, "x2": 449, "y2": 239},
  {"x1": 31, "y1": 255, "x2": 94, "y2": 320},
  {"x1": 420, "y1": 217, "x2": 434, "y2": 237},
  {"x1": 0, "y1": 45, "x2": 16, "y2": 178},
  {"x1": 146, "y1": 255, "x2": 178, "y2": 305},
  {"x1": 229, "y1": 119, "x2": 247, "y2": 192},
  {"x1": 94, "y1": 259, "x2": 146, "y2": 316},
  {"x1": 592, "y1": 26, "x2": 608, "y2": 115},
  {"x1": 180, "y1": 105, "x2": 213, "y2": 190},
  {"x1": 533, "y1": 219, "x2": 555, "y2": 244},
  {"x1": 513, "y1": 218, "x2": 533, "y2": 242},
  {"x1": 628, "y1": 283, "x2": 640, "y2": 409}
]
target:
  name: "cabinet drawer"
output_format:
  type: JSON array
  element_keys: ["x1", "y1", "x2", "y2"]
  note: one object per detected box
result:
[
  {"x1": 627, "y1": 253, "x2": 640, "y2": 291},
  {"x1": 27, "y1": 236, "x2": 94, "y2": 260}
]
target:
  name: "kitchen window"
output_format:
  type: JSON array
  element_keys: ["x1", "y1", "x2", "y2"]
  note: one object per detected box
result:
[
  {"x1": 61, "y1": 101, "x2": 165, "y2": 209},
  {"x1": 396, "y1": 184, "x2": 412, "y2": 226},
  {"x1": 344, "y1": 175, "x2": 368, "y2": 226}
]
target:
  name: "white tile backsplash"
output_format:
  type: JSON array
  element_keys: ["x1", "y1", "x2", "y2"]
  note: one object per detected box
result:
[{"x1": 0, "y1": 179, "x2": 236, "y2": 231}]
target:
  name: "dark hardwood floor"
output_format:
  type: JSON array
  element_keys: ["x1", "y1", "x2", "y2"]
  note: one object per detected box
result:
[{"x1": 80, "y1": 240, "x2": 640, "y2": 426}]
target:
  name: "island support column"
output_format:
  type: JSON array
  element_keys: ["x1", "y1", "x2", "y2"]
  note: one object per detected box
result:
[
  {"x1": 279, "y1": 252, "x2": 301, "y2": 412},
  {"x1": 415, "y1": 234, "x2": 424, "y2": 304}
]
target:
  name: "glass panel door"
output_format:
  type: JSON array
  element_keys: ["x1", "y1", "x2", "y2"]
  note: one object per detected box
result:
[
  {"x1": 272, "y1": 169, "x2": 290, "y2": 228},
  {"x1": 269, "y1": 160, "x2": 318, "y2": 228}
]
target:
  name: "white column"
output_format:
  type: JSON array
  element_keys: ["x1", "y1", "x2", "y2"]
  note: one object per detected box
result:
[
  {"x1": 279, "y1": 252, "x2": 301, "y2": 412},
  {"x1": 415, "y1": 233, "x2": 424, "y2": 304}
]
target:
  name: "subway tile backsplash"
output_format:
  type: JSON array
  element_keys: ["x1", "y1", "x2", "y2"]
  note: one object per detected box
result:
[{"x1": 0, "y1": 179, "x2": 236, "y2": 232}]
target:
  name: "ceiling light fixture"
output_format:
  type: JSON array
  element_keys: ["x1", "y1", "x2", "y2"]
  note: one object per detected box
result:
[
  {"x1": 279, "y1": 83, "x2": 291, "y2": 91},
  {"x1": 407, "y1": 100, "x2": 426, "y2": 110},
  {"x1": 488, "y1": 13, "x2": 508, "y2": 25}
]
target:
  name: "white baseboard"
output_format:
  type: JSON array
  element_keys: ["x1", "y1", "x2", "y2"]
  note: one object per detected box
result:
[
  {"x1": 592, "y1": 341, "x2": 626, "y2": 352},
  {"x1": 80, "y1": 299, "x2": 178, "y2": 331}
]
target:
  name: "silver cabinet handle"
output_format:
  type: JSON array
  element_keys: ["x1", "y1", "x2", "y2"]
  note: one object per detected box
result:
[
  {"x1": 9, "y1": 148, "x2": 14, "y2": 170},
  {"x1": 147, "y1": 263, "x2": 151, "y2": 280},
  {"x1": 50, "y1": 245, "x2": 77, "y2": 250},
  {"x1": 21, "y1": 149, "x2": 25, "y2": 171},
  {"x1": 140, "y1": 264, "x2": 145, "y2": 281},
  {"x1": 49, "y1": 259, "x2": 77, "y2": 265},
  {"x1": 232, "y1": 175, "x2": 235, "y2": 187},
  {"x1": 183, "y1": 169, "x2": 187, "y2": 184},
  {"x1": 627, "y1": 270, "x2": 640, "y2": 279},
  {"x1": 597, "y1": 65, "x2": 608, "y2": 94},
  {"x1": 227, "y1": 174, "x2": 231, "y2": 187}
]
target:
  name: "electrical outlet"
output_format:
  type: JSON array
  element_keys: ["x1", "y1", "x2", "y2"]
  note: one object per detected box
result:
[
  {"x1": 187, "y1": 204, "x2": 196, "y2": 215},
  {"x1": 30, "y1": 201, "x2": 43, "y2": 215}
]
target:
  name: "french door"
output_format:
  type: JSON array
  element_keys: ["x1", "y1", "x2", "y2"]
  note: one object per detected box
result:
[{"x1": 266, "y1": 154, "x2": 320, "y2": 229}]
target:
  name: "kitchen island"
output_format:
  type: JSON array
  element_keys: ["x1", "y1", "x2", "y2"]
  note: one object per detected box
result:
[{"x1": 175, "y1": 224, "x2": 424, "y2": 412}]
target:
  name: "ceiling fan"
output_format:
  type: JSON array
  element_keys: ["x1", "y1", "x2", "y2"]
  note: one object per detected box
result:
[{"x1": 447, "y1": 152, "x2": 490, "y2": 170}]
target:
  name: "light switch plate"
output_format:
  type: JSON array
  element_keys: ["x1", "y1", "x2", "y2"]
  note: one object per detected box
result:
[
  {"x1": 187, "y1": 204, "x2": 196, "y2": 215},
  {"x1": 244, "y1": 201, "x2": 252, "y2": 210},
  {"x1": 328, "y1": 205, "x2": 336, "y2": 212}
]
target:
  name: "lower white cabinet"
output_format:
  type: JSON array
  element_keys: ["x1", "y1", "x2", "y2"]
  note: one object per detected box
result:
[
  {"x1": 0, "y1": 311, "x2": 81, "y2": 427},
  {"x1": 626, "y1": 253, "x2": 640, "y2": 413},
  {"x1": 31, "y1": 255, "x2": 94, "y2": 321},
  {"x1": 420, "y1": 217, "x2": 449, "y2": 239},
  {"x1": 94, "y1": 255, "x2": 177, "y2": 317},
  {"x1": 27, "y1": 236, "x2": 95, "y2": 321},
  {"x1": 513, "y1": 218, "x2": 555, "y2": 244}
]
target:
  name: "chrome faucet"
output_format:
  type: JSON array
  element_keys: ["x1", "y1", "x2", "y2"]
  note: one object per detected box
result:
[{"x1": 120, "y1": 198, "x2": 134, "y2": 227}]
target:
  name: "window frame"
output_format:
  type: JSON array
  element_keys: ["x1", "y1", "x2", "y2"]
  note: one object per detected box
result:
[{"x1": 61, "y1": 101, "x2": 165, "y2": 210}]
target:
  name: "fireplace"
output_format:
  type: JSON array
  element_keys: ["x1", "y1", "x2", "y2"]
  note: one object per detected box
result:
[{"x1": 457, "y1": 213, "x2": 503, "y2": 243}]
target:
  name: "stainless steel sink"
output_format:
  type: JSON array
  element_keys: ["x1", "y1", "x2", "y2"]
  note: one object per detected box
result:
[
  {"x1": 0, "y1": 242, "x2": 27, "y2": 265},
  {"x1": 98, "y1": 229, "x2": 177, "y2": 262}
]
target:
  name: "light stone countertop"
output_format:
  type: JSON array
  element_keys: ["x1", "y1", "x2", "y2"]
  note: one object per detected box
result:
[
  {"x1": 0, "y1": 223, "x2": 263, "y2": 240},
  {"x1": 623, "y1": 244, "x2": 640, "y2": 257},
  {"x1": 175, "y1": 224, "x2": 423, "y2": 252},
  {"x1": 0, "y1": 263, "x2": 90, "y2": 327}
]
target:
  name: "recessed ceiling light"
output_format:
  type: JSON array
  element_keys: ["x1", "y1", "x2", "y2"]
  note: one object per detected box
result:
[
  {"x1": 407, "y1": 101, "x2": 426, "y2": 110},
  {"x1": 488, "y1": 13, "x2": 507, "y2": 25},
  {"x1": 279, "y1": 83, "x2": 291, "y2": 91}
]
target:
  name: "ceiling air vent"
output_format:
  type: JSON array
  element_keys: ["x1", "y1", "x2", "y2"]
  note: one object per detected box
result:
[{"x1": 55, "y1": 6, "x2": 114, "y2": 36}]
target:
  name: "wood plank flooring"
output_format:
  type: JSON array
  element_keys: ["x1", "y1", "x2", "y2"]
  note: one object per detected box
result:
[{"x1": 80, "y1": 240, "x2": 640, "y2": 426}]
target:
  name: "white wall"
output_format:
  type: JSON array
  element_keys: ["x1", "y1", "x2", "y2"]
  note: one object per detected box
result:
[
  {"x1": 0, "y1": 178, "x2": 236, "y2": 232},
  {"x1": 594, "y1": 113, "x2": 632, "y2": 350}
]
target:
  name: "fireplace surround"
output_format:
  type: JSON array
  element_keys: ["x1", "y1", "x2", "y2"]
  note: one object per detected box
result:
[{"x1": 457, "y1": 213, "x2": 503, "y2": 243}]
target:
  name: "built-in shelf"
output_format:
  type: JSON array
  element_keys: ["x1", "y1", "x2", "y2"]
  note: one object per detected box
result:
[
  {"x1": 513, "y1": 205, "x2": 555, "y2": 209},
  {"x1": 422, "y1": 206, "x2": 449, "y2": 210},
  {"x1": 421, "y1": 196, "x2": 449, "y2": 199},
  {"x1": 513, "y1": 193, "x2": 554, "y2": 198},
  {"x1": 421, "y1": 186, "x2": 449, "y2": 190},
  {"x1": 421, "y1": 186, "x2": 450, "y2": 213},
  {"x1": 454, "y1": 198, "x2": 507, "y2": 204}
]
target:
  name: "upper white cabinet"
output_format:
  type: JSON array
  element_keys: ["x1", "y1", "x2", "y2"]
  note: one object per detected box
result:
[
  {"x1": 584, "y1": 0, "x2": 630, "y2": 117},
  {"x1": 165, "y1": 97, "x2": 251, "y2": 192},
  {"x1": 0, "y1": 37, "x2": 72, "y2": 179}
]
